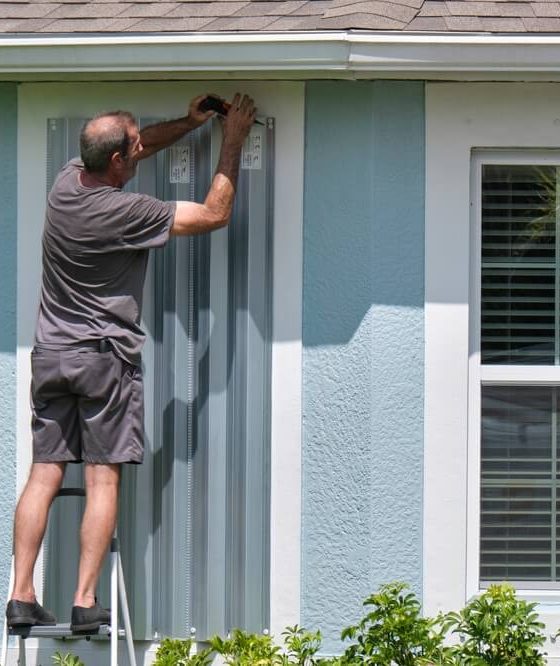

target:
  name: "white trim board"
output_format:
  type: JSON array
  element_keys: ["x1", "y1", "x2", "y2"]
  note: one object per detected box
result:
[
  {"x1": 424, "y1": 82, "x2": 560, "y2": 659},
  {"x1": 6, "y1": 34, "x2": 560, "y2": 80},
  {"x1": 16, "y1": 81, "x2": 303, "y2": 651}
]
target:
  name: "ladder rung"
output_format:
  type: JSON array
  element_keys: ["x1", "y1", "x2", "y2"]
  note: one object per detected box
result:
[
  {"x1": 9, "y1": 623, "x2": 125, "y2": 640},
  {"x1": 56, "y1": 488, "x2": 86, "y2": 498}
]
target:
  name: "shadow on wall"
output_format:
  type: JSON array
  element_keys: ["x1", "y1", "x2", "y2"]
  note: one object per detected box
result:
[{"x1": 302, "y1": 80, "x2": 426, "y2": 348}]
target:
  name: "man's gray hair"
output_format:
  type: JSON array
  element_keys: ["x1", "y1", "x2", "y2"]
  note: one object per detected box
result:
[{"x1": 80, "y1": 111, "x2": 137, "y2": 173}]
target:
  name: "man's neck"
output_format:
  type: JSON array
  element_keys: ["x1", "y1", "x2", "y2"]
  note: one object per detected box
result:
[{"x1": 80, "y1": 169, "x2": 122, "y2": 189}]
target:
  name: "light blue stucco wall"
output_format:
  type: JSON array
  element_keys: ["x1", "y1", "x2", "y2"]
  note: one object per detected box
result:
[
  {"x1": 302, "y1": 81, "x2": 425, "y2": 652},
  {"x1": 0, "y1": 83, "x2": 17, "y2": 603}
]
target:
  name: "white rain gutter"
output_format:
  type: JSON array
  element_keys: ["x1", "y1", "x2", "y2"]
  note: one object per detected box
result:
[{"x1": 3, "y1": 31, "x2": 560, "y2": 77}]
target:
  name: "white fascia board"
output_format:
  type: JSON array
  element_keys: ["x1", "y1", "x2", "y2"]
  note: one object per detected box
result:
[
  {"x1": 0, "y1": 33, "x2": 351, "y2": 74},
  {"x1": 4, "y1": 32, "x2": 560, "y2": 77},
  {"x1": 348, "y1": 33, "x2": 560, "y2": 72}
]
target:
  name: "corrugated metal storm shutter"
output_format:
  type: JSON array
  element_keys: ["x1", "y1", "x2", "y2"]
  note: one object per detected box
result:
[{"x1": 43, "y1": 116, "x2": 273, "y2": 640}]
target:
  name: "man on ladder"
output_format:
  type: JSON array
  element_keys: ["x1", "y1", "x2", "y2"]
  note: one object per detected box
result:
[{"x1": 5, "y1": 94, "x2": 256, "y2": 634}]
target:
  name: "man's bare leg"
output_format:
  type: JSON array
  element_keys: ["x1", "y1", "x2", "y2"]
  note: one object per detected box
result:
[
  {"x1": 11, "y1": 462, "x2": 66, "y2": 602},
  {"x1": 73, "y1": 463, "x2": 121, "y2": 608}
]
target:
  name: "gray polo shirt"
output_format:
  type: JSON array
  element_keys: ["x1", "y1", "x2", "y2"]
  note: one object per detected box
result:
[{"x1": 35, "y1": 158, "x2": 176, "y2": 366}]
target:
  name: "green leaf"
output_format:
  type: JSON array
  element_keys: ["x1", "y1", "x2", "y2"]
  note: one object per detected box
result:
[{"x1": 52, "y1": 653, "x2": 85, "y2": 666}]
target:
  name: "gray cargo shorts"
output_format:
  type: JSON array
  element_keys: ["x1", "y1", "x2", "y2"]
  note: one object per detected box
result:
[{"x1": 31, "y1": 340, "x2": 144, "y2": 465}]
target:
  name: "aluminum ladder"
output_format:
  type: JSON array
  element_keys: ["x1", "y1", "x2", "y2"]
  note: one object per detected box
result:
[{"x1": 1, "y1": 488, "x2": 137, "y2": 666}]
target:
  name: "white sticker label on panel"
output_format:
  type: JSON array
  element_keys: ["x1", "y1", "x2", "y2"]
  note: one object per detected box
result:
[
  {"x1": 170, "y1": 145, "x2": 191, "y2": 184},
  {"x1": 241, "y1": 129, "x2": 263, "y2": 170}
]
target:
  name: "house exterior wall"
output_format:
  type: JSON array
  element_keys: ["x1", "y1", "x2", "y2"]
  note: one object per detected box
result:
[
  {"x1": 4, "y1": 69, "x2": 560, "y2": 663},
  {"x1": 0, "y1": 82, "x2": 18, "y2": 603},
  {"x1": 10, "y1": 81, "x2": 303, "y2": 665},
  {"x1": 424, "y1": 82, "x2": 560, "y2": 665},
  {"x1": 302, "y1": 80, "x2": 426, "y2": 652},
  {"x1": 1, "y1": 77, "x2": 426, "y2": 659}
]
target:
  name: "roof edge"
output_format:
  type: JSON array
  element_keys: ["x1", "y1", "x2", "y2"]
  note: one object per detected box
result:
[{"x1": 2, "y1": 31, "x2": 560, "y2": 77}]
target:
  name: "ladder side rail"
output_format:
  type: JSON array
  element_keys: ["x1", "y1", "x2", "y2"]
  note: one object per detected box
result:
[
  {"x1": 1, "y1": 555, "x2": 14, "y2": 665},
  {"x1": 3, "y1": 491, "x2": 136, "y2": 666},
  {"x1": 111, "y1": 536, "x2": 118, "y2": 666},
  {"x1": 118, "y1": 553, "x2": 137, "y2": 666}
]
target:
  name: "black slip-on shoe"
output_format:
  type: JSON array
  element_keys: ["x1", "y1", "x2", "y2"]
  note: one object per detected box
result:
[
  {"x1": 70, "y1": 601, "x2": 110, "y2": 633},
  {"x1": 6, "y1": 599, "x2": 56, "y2": 627}
]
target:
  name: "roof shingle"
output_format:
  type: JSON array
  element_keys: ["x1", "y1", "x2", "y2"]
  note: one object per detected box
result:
[
  {"x1": 324, "y1": 0, "x2": 418, "y2": 20},
  {"x1": 234, "y1": 1, "x2": 307, "y2": 16},
  {"x1": 531, "y1": 2, "x2": 560, "y2": 16},
  {"x1": 45, "y1": 3, "x2": 131, "y2": 18},
  {"x1": 37, "y1": 16, "x2": 142, "y2": 29},
  {"x1": 122, "y1": 15, "x2": 214, "y2": 28},
  {"x1": 523, "y1": 14, "x2": 560, "y2": 26},
  {"x1": 0, "y1": 3, "x2": 60, "y2": 18},
  {"x1": 417, "y1": 0, "x2": 449, "y2": 15},
  {"x1": 445, "y1": 1, "x2": 533, "y2": 16},
  {"x1": 167, "y1": 2, "x2": 248, "y2": 16},
  {"x1": 202, "y1": 13, "x2": 278, "y2": 27},
  {"x1": 2, "y1": 0, "x2": 560, "y2": 33},
  {"x1": 404, "y1": 14, "x2": 447, "y2": 26},
  {"x1": 289, "y1": 2, "x2": 333, "y2": 15},
  {"x1": 110, "y1": 3, "x2": 179, "y2": 17},
  {"x1": 321, "y1": 10, "x2": 406, "y2": 26}
]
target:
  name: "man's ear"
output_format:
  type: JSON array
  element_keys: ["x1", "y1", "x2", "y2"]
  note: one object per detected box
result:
[{"x1": 110, "y1": 151, "x2": 125, "y2": 169}]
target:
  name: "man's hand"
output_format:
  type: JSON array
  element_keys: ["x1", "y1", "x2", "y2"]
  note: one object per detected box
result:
[
  {"x1": 170, "y1": 93, "x2": 258, "y2": 238},
  {"x1": 187, "y1": 94, "x2": 218, "y2": 129},
  {"x1": 222, "y1": 94, "x2": 257, "y2": 147},
  {"x1": 138, "y1": 94, "x2": 221, "y2": 160}
]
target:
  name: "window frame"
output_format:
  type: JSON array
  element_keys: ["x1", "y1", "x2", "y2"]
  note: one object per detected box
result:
[{"x1": 468, "y1": 150, "x2": 560, "y2": 598}]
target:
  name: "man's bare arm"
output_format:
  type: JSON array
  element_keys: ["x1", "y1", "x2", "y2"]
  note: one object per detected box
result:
[
  {"x1": 171, "y1": 94, "x2": 256, "y2": 237},
  {"x1": 139, "y1": 94, "x2": 214, "y2": 160}
]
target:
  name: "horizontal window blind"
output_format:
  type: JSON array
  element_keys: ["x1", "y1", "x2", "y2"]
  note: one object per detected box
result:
[
  {"x1": 478, "y1": 160, "x2": 560, "y2": 589},
  {"x1": 481, "y1": 386, "x2": 560, "y2": 583},
  {"x1": 481, "y1": 165, "x2": 558, "y2": 365}
]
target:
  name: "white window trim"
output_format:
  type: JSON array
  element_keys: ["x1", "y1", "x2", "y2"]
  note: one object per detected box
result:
[
  {"x1": 467, "y1": 150, "x2": 560, "y2": 600},
  {"x1": 16, "y1": 82, "x2": 304, "y2": 652},
  {"x1": 425, "y1": 84, "x2": 560, "y2": 628}
]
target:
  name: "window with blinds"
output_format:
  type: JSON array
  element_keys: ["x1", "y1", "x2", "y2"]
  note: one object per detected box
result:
[
  {"x1": 479, "y1": 161, "x2": 560, "y2": 587},
  {"x1": 481, "y1": 165, "x2": 558, "y2": 365},
  {"x1": 481, "y1": 386, "x2": 560, "y2": 583}
]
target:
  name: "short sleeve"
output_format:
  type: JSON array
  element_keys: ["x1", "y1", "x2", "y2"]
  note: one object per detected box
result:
[
  {"x1": 121, "y1": 194, "x2": 176, "y2": 250},
  {"x1": 65, "y1": 157, "x2": 84, "y2": 171},
  {"x1": 51, "y1": 158, "x2": 83, "y2": 187}
]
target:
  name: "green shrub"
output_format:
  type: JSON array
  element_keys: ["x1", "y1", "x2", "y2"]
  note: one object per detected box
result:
[
  {"x1": 340, "y1": 581, "x2": 452, "y2": 665},
  {"x1": 445, "y1": 583, "x2": 547, "y2": 665},
  {"x1": 153, "y1": 637, "x2": 212, "y2": 666},
  {"x1": 281, "y1": 625, "x2": 322, "y2": 664},
  {"x1": 280, "y1": 625, "x2": 345, "y2": 665},
  {"x1": 52, "y1": 652, "x2": 85, "y2": 666},
  {"x1": 135, "y1": 581, "x2": 552, "y2": 666},
  {"x1": 210, "y1": 629, "x2": 282, "y2": 665}
]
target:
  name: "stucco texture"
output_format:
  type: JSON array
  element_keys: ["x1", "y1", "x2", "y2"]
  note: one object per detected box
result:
[
  {"x1": 302, "y1": 80, "x2": 425, "y2": 652},
  {"x1": 0, "y1": 83, "x2": 17, "y2": 603}
]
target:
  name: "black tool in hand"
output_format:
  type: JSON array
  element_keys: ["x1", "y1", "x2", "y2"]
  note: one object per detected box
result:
[
  {"x1": 199, "y1": 95, "x2": 264, "y2": 126},
  {"x1": 199, "y1": 95, "x2": 231, "y2": 116}
]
